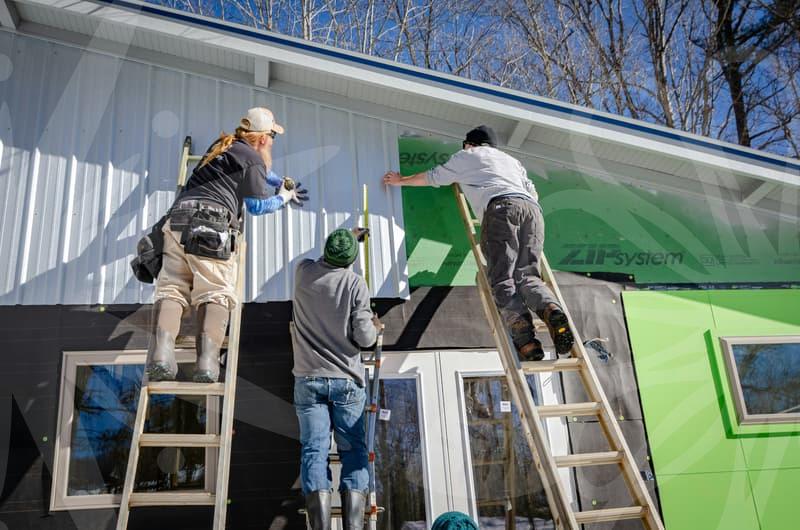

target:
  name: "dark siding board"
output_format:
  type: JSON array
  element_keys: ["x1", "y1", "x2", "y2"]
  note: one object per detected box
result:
[{"x1": 0, "y1": 288, "x2": 488, "y2": 528}]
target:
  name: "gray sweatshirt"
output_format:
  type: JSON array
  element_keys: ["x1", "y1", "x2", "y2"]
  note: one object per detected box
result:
[
  {"x1": 427, "y1": 145, "x2": 538, "y2": 221},
  {"x1": 291, "y1": 258, "x2": 377, "y2": 387}
]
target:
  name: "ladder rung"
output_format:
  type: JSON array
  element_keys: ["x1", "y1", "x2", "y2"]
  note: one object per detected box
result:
[
  {"x1": 554, "y1": 451, "x2": 623, "y2": 467},
  {"x1": 175, "y1": 336, "x2": 229, "y2": 349},
  {"x1": 522, "y1": 358, "x2": 583, "y2": 373},
  {"x1": 300, "y1": 507, "x2": 385, "y2": 516},
  {"x1": 466, "y1": 418, "x2": 507, "y2": 425},
  {"x1": 129, "y1": 491, "x2": 215, "y2": 507},
  {"x1": 476, "y1": 499, "x2": 510, "y2": 507},
  {"x1": 537, "y1": 402, "x2": 601, "y2": 418},
  {"x1": 187, "y1": 155, "x2": 203, "y2": 162},
  {"x1": 147, "y1": 382, "x2": 226, "y2": 396},
  {"x1": 139, "y1": 433, "x2": 220, "y2": 448},
  {"x1": 574, "y1": 506, "x2": 646, "y2": 524},
  {"x1": 472, "y1": 459, "x2": 508, "y2": 466}
]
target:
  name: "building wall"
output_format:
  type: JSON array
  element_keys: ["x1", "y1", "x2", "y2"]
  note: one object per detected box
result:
[
  {"x1": 624, "y1": 289, "x2": 800, "y2": 530},
  {"x1": 0, "y1": 31, "x2": 408, "y2": 305},
  {"x1": 0, "y1": 288, "x2": 497, "y2": 530}
]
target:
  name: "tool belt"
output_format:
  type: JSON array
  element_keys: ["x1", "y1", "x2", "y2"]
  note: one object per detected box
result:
[{"x1": 168, "y1": 200, "x2": 239, "y2": 261}]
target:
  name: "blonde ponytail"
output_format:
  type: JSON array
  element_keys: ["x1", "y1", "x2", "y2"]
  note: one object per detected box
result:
[{"x1": 199, "y1": 127, "x2": 269, "y2": 168}]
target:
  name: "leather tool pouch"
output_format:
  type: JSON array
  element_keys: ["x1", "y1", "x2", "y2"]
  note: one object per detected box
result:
[
  {"x1": 130, "y1": 214, "x2": 168, "y2": 283},
  {"x1": 181, "y1": 209, "x2": 234, "y2": 260}
]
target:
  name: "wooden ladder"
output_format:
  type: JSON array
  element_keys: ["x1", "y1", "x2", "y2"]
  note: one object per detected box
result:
[
  {"x1": 116, "y1": 137, "x2": 244, "y2": 530},
  {"x1": 452, "y1": 185, "x2": 664, "y2": 530}
]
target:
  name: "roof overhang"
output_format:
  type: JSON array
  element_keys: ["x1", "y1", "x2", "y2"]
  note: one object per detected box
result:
[{"x1": 6, "y1": 0, "x2": 800, "y2": 216}]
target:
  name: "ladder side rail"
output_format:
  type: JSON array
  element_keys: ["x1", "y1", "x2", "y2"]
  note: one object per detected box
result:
[
  {"x1": 362, "y1": 184, "x2": 381, "y2": 529},
  {"x1": 365, "y1": 330, "x2": 383, "y2": 530},
  {"x1": 452, "y1": 185, "x2": 577, "y2": 530},
  {"x1": 116, "y1": 386, "x2": 150, "y2": 530},
  {"x1": 539, "y1": 247, "x2": 664, "y2": 530},
  {"x1": 177, "y1": 136, "x2": 192, "y2": 193},
  {"x1": 212, "y1": 241, "x2": 247, "y2": 530}
]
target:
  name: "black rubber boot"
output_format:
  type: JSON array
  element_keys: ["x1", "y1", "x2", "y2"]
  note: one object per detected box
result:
[
  {"x1": 509, "y1": 314, "x2": 545, "y2": 361},
  {"x1": 543, "y1": 304, "x2": 575, "y2": 357},
  {"x1": 145, "y1": 299, "x2": 182, "y2": 381},
  {"x1": 193, "y1": 302, "x2": 229, "y2": 383},
  {"x1": 341, "y1": 490, "x2": 366, "y2": 530},
  {"x1": 305, "y1": 490, "x2": 332, "y2": 530}
]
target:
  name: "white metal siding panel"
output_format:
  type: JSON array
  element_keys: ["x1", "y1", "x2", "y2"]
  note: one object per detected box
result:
[
  {"x1": 0, "y1": 33, "x2": 49, "y2": 304},
  {"x1": 0, "y1": 33, "x2": 409, "y2": 305}
]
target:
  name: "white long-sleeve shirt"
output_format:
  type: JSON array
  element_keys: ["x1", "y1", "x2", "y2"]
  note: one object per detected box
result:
[{"x1": 426, "y1": 146, "x2": 538, "y2": 221}]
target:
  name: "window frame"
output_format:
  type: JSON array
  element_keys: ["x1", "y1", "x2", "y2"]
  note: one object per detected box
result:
[
  {"x1": 51, "y1": 349, "x2": 219, "y2": 511},
  {"x1": 719, "y1": 335, "x2": 800, "y2": 426}
]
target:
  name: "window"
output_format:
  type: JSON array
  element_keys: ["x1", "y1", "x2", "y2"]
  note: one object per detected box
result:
[
  {"x1": 51, "y1": 350, "x2": 219, "y2": 511},
  {"x1": 461, "y1": 375, "x2": 553, "y2": 527},
  {"x1": 719, "y1": 336, "x2": 800, "y2": 426},
  {"x1": 373, "y1": 377, "x2": 427, "y2": 530}
]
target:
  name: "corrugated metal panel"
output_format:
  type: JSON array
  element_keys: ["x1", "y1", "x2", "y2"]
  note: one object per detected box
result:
[{"x1": 0, "y1": 32, "x2": 409, "y2": 305}]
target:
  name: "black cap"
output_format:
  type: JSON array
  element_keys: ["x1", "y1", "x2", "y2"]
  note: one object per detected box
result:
[{"x1": 465, "y1": 125, "x2": 498, "y2": 147}]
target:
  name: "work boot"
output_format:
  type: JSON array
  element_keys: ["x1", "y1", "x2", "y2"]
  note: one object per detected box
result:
[
  {"x1": 341, "y1": 490, "x2": 367, "y2": 530},
  {"x1": 145, "y1": 299, "x2": 182, "y2": 381},
  {"x1": 542, "y1": 303, "x2": 575, "y2": 357},
  {"x1": 193, "y1": 302, "x2": 229, "y2": 383},
  {"x1": 509, "y1": 314, "x2": 545, "y2": 361},
  {"x1": 305, "y1": 490, "x2": 332, "y2": 530}
]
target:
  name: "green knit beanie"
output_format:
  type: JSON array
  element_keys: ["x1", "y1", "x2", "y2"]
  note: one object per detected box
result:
[
  {"x1": 324, "y1": 228, "x2": 358, "y2": 267},
  {"x1": 431, "y1": 512, "x2": 479, "y2": 530}
]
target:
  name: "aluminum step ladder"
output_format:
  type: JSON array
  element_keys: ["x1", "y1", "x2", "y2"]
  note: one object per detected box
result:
[
  {"x1": 116, "y1": 137, "x2": 244, "y2": 530},
  {"x1": 452, "y1": 185, "x2": 664, "y2": 530}
]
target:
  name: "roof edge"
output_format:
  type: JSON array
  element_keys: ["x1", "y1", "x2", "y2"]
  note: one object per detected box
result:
[{"x1": 34, "y1": 0, "x2": 800, "y2": 178}]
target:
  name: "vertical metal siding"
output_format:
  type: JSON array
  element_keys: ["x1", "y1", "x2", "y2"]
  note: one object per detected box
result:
[{"x1": 0, "y1": 33, "x2": 409, "y2": 304}]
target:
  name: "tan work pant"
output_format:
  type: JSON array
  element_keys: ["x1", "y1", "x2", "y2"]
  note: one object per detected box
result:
[{"x1": 154, "y1": 219, "x2": 239, "y2": 311}]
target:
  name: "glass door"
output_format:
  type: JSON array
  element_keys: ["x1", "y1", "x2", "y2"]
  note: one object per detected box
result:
[{"x1": 438, "y1": 350, "x2": 574, "y2": 529}]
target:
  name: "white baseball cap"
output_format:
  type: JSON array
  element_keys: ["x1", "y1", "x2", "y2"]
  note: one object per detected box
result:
[{"x1": 239, "y1": 107, "x2": 285, "y2": 135}]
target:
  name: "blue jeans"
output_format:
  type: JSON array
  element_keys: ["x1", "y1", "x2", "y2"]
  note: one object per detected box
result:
[{"x1": 294, "y1": 376, "x2": 369, "y2": 495}]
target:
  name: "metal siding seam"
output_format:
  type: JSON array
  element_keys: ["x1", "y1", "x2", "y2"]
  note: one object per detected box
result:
[
  {"x1": 247, "y1": 86, "x2": 257, "y2": 302},
  {"x1": 347, "y1": 111, "x2": 362, "y2": 281},
  {"x1": 138, "y1": 64, "x2": 154, "y2": 304},
  {"x1": 314, "y1": 103, "x2": 324, "y2": 256},
  {"x1": 281, "y1": 94, "x2": 291, "y2": 300},
  {"x1": 17, "y1": 148, "x2": 40, "y2": 302},
  {"x1": 380, "y1": 120, "x2": 402, "y2": 298}
]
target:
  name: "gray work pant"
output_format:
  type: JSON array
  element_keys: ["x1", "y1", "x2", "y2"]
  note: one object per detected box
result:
[{"x1": 479, "y1": 197, "x2": 559, "y2": 325}]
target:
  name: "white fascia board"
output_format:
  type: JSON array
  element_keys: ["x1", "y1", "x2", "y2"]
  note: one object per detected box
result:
[
  {"x1": 0, "y1": 0, "x2": 19, "y2": 29},
  {"x1": 31, "y1": 0, "x2": 800, "y2": 186}
]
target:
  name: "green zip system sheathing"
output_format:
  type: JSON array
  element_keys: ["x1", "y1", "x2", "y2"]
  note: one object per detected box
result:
[
  {"x1": 398, "y1": 137, "x2": 800, "y2": 287},
  {"x1": 624, "y1": 289, "x2": 800, "y2": 530}
]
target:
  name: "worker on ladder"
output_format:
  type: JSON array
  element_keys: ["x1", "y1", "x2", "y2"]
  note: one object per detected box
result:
[
  {"x1": 146, "y1": 107, "x2": 308, "y2": 383},
  {"x1": 383, "y1": 125, "x2": 574, "y2": 359},
  {"x1": 292, "y1": 227, "x2": 381, "y2": 530}
]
